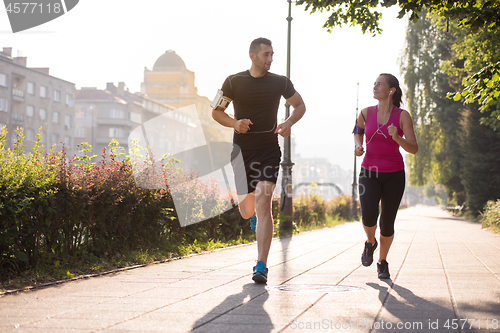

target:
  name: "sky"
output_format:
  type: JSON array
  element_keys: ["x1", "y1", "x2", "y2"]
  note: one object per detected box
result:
[{"x1": 0, "y1": 0, "x2": 409, "y2": 172}]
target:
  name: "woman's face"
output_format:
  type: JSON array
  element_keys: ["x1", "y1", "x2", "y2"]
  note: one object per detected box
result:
[{"x1": 373, "y1": 75, "x2": 392, "y2": 101}]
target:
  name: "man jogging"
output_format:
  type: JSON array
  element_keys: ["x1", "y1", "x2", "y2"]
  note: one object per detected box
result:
[{"x1": 212, "y1": 37, "x2": 306, "y2": 283}]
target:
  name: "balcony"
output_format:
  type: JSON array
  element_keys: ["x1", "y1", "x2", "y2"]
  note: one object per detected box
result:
[
  {"x1": 12, "y1": 89, "x2": 25, "y2": 102},
  {"x1": 12, "y1": 113, "x2": 24, "y2": 123}
]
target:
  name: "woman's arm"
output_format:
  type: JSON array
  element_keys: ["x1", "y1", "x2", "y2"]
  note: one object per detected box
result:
[
  {"x1": 353, "y1": 108, "x2": 367, "y2": 156},
  {"x1": 388, "y1": 110, "x2": 418, "y2": 154}
]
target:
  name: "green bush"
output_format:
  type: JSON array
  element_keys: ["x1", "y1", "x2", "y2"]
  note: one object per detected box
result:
[
  {"x1": 481, "y1": 199, "x2": 500, "y2": 233},
  {"x1": 0, "y1": 126, "x2": 354, "y2": 282},
  {"x1": 293, "y1": 193, "x2": 355, "y2": 228}
]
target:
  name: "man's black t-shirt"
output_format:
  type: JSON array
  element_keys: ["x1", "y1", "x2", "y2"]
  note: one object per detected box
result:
[{"x1": 221, "y1": 70, "x2": 296, "y2": 151}]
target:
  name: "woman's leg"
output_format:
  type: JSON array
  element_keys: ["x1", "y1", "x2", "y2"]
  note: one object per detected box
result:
[
  {"x1": 378, "y1": 170, "x2": 405, "y2": 262},
  {"x1": 359, "y1": 169, "x2": 382, "y2": 240}
]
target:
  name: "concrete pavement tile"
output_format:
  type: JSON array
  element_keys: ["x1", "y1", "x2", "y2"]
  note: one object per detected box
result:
[
  {"x1": 23, "y1": 317, "x2": 117, "y2": 330},
  {"x1": 1, "y1": 328, "x2": 90, "y2": 333},
  {"x1": 103, "y1": 318, "x2": 194, "y2": 332},
  {"x1": 52, "y1": 309, "x2": 138, "y2": 320},
  {"x1": 137, "y1": 311, "x2": 219, "y2": 323}
]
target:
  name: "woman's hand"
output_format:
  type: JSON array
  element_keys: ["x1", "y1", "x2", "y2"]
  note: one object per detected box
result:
[
  {"x1": 355, "y1": 146, "x2": 364, "y2": 156},
  {"x1": 388, "y1": 123, "x2": 399, "y2": 140}
]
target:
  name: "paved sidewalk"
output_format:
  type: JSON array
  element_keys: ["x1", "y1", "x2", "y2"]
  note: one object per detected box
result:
[{"x1": 1, "y1": 206, "x2": 499, "y2": 333}]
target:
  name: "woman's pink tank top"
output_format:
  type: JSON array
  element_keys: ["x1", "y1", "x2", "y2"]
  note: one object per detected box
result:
[{"x1": 361, "y1": 105, "x2": 405, "y2": 173}]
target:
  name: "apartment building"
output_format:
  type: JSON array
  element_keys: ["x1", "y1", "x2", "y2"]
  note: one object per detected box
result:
[
  {"x1": 75, "y1": 82, "x2": 206, "y2": 159},
  {"x1": 0, "y1": 47, "x2": 76, "y2": 155}
]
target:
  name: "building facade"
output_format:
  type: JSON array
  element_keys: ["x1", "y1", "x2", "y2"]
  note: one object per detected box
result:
[
  {"x1": 0, "y1": 47, "x2": 76, "y2": 155},
  {"x1": 142, "y1": 50, "x2": 232, "y2": 143}
]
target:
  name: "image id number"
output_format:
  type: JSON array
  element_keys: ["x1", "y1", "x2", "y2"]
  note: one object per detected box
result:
[
  {"x1": 444, "y1": 319, "x2": 499, "y2": 330},
  {"x1": 6, "y1": 2, "x2": 62, "y2": 14}
]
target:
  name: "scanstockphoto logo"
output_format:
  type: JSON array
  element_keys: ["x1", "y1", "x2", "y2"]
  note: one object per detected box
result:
[
  {"x1": 3, "y1": 0, "x2": 79, "y2": 33},
  {"x1": 128, "y1": 105, "x2": 248, "y2": 227}
]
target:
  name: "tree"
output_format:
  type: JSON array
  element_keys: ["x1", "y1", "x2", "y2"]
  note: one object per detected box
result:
[
  {"x1": 401, "y1": 10, "x2": 466, "y2": 205},
  {"x1": 297, "y1": 0, "x2": 500, "y2": 127},
  {"x1": 297, "y1": 0, "x2": 500, "y2": 35},
  {"x1": 400, "y1": 10, "x2": 500, "y2": 213}
]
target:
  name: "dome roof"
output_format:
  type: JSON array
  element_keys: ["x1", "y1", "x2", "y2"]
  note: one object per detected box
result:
[{"x1": 153, "y1": 50, "x2": 186, "y2": 70}]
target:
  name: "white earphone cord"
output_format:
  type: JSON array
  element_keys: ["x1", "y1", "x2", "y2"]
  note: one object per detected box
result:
[{"x1": 235, "y1": 121, "x2": 277, "y2": 134}]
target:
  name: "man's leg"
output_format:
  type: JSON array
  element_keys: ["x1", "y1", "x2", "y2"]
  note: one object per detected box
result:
[
  {"x1": 238, "y1": 191, "x2": 255, "y2": 220},
  {"x1": 254, "y1": 180, "x2": 275, "y2": 265}
]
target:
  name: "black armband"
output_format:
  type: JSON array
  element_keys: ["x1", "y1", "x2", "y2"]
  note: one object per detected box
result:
[{"x1": 352, "y1": 124, "x2": 365, "y2": 135}]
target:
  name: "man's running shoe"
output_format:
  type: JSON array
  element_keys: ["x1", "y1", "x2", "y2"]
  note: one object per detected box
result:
[
  {"x1": 250, "y1": 215, "x2": 257, "y2": 233},
  {"x1": 361, "y1": 240, "x2": 378, "y2": 266},
  {"x1": 377, "y1": 260, "x2": 390, "y2": 279},
  {"x1": 252, "y1": 260, "x2": 268, "y2": 284}
]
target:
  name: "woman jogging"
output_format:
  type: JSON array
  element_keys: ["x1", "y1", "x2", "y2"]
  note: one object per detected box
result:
[{"x1": 353, "y1": 73, "x2": 418, "y2": 279}]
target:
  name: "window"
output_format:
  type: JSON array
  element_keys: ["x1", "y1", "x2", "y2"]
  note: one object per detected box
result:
[
  {"x1": 40, "y1": 131, "x2": 46, "y2": 144},
  {"x1": 52, "y1": 134, "x2": 60, "y2": 145},
  {"x1": 75, "y1": 128, "x2": 86, "y2": 138},
  {"x1": 52, "y1": 111, "x2": 59, "y2": 124},
  {"x1": 27, "y1": 82, "x2": 35, "y2": 95},
  {"x1": 26, "y1": 105, "x2": 34, "y2": 118},
  {"x1": 110, "y1": 109, "x2": 125, "y2": 119},
  {"x1": 0, "y1": 98, "x2": 7, "y2": 112},
  {"x1": 26, "y1": 128, "x2": 35, "y2": 141},
  {"x1": 75, "y1": 108, "x2": 85, "y2": 118},
  {"x1": 0, "y1": 73, "x2": 7, "y2": 87},
  {"x1": 130, "y1": 112, "x2": 141, "y2": 123},
  {"x1": 109, "y1": 127, "x2": 125, "y2": 138},
  {"x1": 64, "y1": 115, "x2": 71, "y2": 129},
  {"x1": 54, "y1": 90, "x2": 60, "y2": 102},
  {"x1": 39, "y1": 108, "x2": 47, "y2": 120},
  {"x1": 63, "y1": 136, "x2": 71, "y2": 147},
  {"x1": 12, "y1": 113, "x2": 24, "y2": 121},
  {"x1": 40, "y1": 86, "x2": 47, "y2": 98},
  {"x1": 66, "y1": 94, "x2": 73, "y2": 106}
]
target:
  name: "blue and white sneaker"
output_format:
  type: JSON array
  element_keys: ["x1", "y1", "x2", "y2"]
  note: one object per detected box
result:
[
  {"x1": 252, "y1": 260, "x2": 268, "y2": 284},
  {"x1": 249, "y1": 215, "x2": 257, "y2": 233}
]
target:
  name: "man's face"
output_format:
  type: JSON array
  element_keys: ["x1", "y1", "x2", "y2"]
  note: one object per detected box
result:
[{"x1": 251, "y1": 44, "x2": 273, "y2": 72}]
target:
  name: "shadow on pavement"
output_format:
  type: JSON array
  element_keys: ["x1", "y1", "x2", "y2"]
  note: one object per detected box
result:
[
  {"x1": 367, "y1": 281, "x2": 456, "y2": 325},
  {"x1": 190, "y1": 283, "x2": 273, "y2": 332}
]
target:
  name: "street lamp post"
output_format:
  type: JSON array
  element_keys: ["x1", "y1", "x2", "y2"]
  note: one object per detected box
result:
[
  {"x1": 279, "y1": 0, "x2": 294, "y2": 229},
  {"x1": 351, "y1": 83, "x2": 359, "y2": 220}
]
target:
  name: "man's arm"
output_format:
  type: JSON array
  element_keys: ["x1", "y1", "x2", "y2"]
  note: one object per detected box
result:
[
  {"x1": 275, "y1": 91, "x2": 306, "y2": 137},
  {"x1": 212, "y1": 106, "x2": 253, "y2": 134}
]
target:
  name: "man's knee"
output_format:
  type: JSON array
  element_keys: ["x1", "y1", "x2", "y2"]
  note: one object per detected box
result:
[
  {"x1": 238, "y1": 192, "x2": 255, "y2": 219},
  {"x1": 239, "y1": 207, "x2": 254, "y2": 219}
]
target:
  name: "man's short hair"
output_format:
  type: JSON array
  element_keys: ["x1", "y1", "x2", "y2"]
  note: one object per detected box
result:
[{"x1": 249, "y1": 38, "x2": 272, "y2": 54}]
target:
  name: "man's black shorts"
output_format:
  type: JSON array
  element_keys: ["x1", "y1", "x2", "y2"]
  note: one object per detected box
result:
[{"x1": 231, "y1": 145, "x2": 281, "y2": 195}]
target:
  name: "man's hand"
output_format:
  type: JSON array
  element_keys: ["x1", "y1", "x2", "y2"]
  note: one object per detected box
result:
[
  {"x1": 235, "y1": 119, "x2": 253, "y2": 133},
  {"x1": 275, "y1": 121, "x2": 292, "y2": 137}
]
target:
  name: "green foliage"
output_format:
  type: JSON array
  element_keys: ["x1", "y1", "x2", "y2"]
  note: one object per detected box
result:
[
  {"x1": 293, "y1": 194, "x2": 355, "y2": 229},
  {"x1": 401, "y1": 10, "x2": 463, "y2": 195},
  {"x1": 298, "y1": 0, "x2": 500, "y2": 125},
  {"x1": 449, "y1": 62, "x2": 500, "y2": 131},
  {"x1": 480, "y1": 199, "x2": 500, "y2": 233},
  {"x1": 297, "y1": 0, "x2": 500, "y2": 35},
  {"x1": 0, "y1": 127, "x2": 59, "y2": 274},
  {"x1": 400, "y1": 10, "x2": 500, "y2": 215}
]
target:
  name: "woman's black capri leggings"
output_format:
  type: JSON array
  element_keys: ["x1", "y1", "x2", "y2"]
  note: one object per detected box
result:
[{"x1": 358, "y1": 167, "x2": 405, "y2": 237}]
